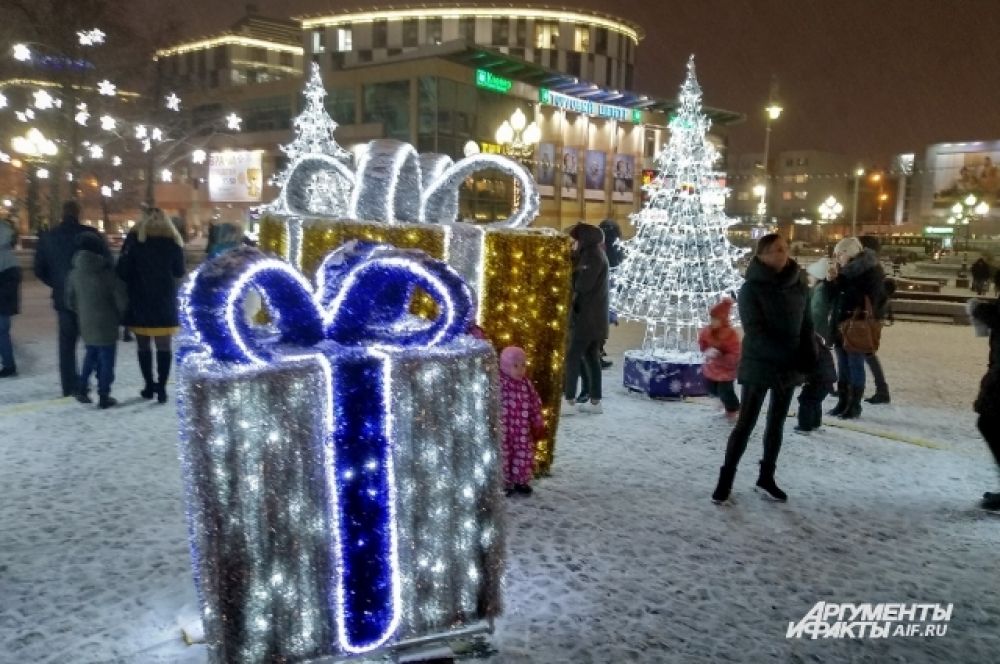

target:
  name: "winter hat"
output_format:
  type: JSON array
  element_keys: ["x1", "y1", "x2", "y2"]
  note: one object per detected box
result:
[
  {"x1": 499, "y1": 346, "x2": 526, "y2": 376},
  {"x1": 709, "y1": 298, "x2": 733, "y2": 321},
  {"x1": 806, "y1": 257, "x2": 830, "y2": 281},
  {"x1": 833, "y1": 237, "x2": 863, "y2": 259}
]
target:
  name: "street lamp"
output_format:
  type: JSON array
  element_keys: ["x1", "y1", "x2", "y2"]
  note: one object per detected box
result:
[
  {"x1": 947, "y1": 193, "x2": 990, "y2": 250},
  {"x1": 818, "y1": 195, "x2": 844, "y2": 222},
  {"x1": 495, "y1": 108, "x2": 540, "y2": 160},
  {"x1": 757, "y1": 102, "x2": 783, "y2": 221},
  {"x1": 850, "y1": 167, "x2": 864, "y2": 236}
]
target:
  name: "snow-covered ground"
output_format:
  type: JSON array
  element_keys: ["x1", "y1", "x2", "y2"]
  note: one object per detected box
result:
[{"x1": 2, "y1": 280, "x2": 999, "y2": 663}]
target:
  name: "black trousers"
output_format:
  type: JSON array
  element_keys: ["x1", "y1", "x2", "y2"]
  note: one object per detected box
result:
[
  {"x1": 564, "y1": 337, "x2": 602, "y2": 401},
  {"x1": 56, "y1": 309, "x2": 80, "y2": 397},
  {"x1": 978, "y1": 413, "x2": 1000, "y2": 470},
  {"x1": 723, "y1": 383, "x2": 795, "y2": 470},
  {"x1": 707, "y1": 379, "x2": 740, "y2": 412}
]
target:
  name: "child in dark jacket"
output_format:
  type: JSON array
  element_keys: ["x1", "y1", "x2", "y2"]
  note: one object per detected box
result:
[
  {"x1": 698, "y1": 298, "x2": 741, "y2": 418},
  {"x1": 499, "y1": 346, "x2": 545, "y2": 496},
  {"x1": 797, "y1": 259, "x2": 838, "y2": 432},
  {"x1": 65, "y1": 233, "x2": 128, "y2": 409}
]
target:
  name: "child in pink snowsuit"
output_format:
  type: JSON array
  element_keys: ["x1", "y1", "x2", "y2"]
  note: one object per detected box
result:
[
  {"x1": 499, "y1": 346, "x2": 545, "y2": 496},
  {"x1": 698, "y1": 298, "x2": 742, "y2": 418}
]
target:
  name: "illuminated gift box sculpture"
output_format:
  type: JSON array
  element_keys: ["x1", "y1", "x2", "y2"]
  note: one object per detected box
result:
[
  {"x1": 176, "y1": 243, "x2": 504, "y2": 663},
  {"x1": 259, "y1": 138, "x2": 571, "y2": 475}
]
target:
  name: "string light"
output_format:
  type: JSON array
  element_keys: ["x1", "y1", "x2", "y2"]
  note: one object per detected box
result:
[
  {"x1": 165, "y1": 92, "x2": 181, "y2": 111},
  {"x1": 33, "y1": 89, "x2": 54, "y2": 109},
  {"x1": 613, "y1": 56, "x2": 746, "y2": 397},
  {"x1": 96, "y1": 79, "x2": 116, "y2": 96},
  {"x1": 175, "y1": 245, "x2": 503, "y2": 659},
  {"x1": 100, "y1": 115, "x2": 116, "y2": 131}
]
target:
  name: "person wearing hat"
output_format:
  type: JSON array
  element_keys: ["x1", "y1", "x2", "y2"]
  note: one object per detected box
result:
[
  {"x1": 796, "y1": 258, "x2": 839, "y2": 432},
  {"x1": 34, "y1": 200, "x2": 112, "y2": 396},
  {"x1": 563, "y1": 222, "x2": 608, "y2": 415},
  {"x1": 65, "y1": 232, "x2": 128, "y2": 409},
  {"x1": 711, "y1": 234, "x2": 814, "y2": 504},
  {"x1": 827, "y1": 237, "x2": 886, "y2": 419},
  {"x1": 698, "y1": 298, "x2": 741, "y2": 418}
]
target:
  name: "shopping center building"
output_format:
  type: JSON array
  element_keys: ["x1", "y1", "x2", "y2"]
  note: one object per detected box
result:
[{"x1": 148, "y1": 5, "x2": 744, "y2": 234}]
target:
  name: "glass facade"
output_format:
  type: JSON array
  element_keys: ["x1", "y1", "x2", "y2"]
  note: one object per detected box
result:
[{"x1": 363, "y1": 80, "x2": 410, "y2": 141}]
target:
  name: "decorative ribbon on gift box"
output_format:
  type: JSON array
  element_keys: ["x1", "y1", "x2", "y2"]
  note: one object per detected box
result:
[{"x1": 180, "y1": 242, "x2": 476, "y2": 654}]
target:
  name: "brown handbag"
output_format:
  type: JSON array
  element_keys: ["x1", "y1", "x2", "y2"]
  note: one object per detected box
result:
[{"x1": 839, "y1": 296, "x2": 882, "y2": 354}]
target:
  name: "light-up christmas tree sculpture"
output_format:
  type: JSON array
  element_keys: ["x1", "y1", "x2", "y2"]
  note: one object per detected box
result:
[
  {"x1": 271, "y1": 62, "x2": 353, "y2": 215},
  {"x1": 613, "y1": 56, "x2": 746, "y2": 398}
]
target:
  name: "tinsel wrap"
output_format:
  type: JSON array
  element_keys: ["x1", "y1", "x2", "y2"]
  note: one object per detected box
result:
[
  {"x1": 268, "y1": 154, "x2": 356, "y2": 218},
  {"x1": 256, "y1": 138, "x2": 569, "y2": 474},
  {"x1": 176, "y1": 245, "x2": 504, "y2": 663}
]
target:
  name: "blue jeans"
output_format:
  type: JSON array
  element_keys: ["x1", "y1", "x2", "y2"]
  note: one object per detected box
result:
[
  {"x1": 80, "y1": 344, "x2": 117, "y2": 397},
  {"x1": 0, "y1": 314, "x2": 13, "y2": 369},
  {"x1": 834, "y1": 345, "x2": 866, "y2": 388}
]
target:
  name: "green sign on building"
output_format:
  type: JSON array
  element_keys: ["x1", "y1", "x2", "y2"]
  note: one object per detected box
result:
[{"x1": 475, "y1": 69, "x2": 513, "y2": 94}]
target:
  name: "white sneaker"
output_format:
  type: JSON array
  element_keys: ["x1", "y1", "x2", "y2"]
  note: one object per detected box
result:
[
  {"x1": 560, "y1": 401, "x2": 579, "y2": 416},
  {"x1": 578, "y1": 401, "x2": 603, "y2": 414}
]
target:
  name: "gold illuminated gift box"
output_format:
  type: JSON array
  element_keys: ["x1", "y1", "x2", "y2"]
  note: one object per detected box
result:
[{"x1": 258, "y1": 214, "x2": 572, "y2": 475}]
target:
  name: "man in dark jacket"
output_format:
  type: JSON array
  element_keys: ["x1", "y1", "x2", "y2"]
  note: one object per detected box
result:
[
  {"x1": 972, "y1": 297, "x2": 1000, "y2": 512},
  {"x1": 33, "y1": 201, "x2": 111, "y2": 396}
]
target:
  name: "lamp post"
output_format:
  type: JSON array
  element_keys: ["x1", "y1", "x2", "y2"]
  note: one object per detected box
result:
[
  {"x1": 495, "y1": 107, "x2": 540, "y2": 160},
  {"x1": 819, "y1": 195, "x2": 843, "y2": 243},
  {"x1": 850, "y1": 167, "x2": 864, "y2": 237},
  {"x1": 948, "y1": 193, "x2": 990, "y2": 250},
  {"x1": 11, "y1": 128, "x2": 59, "y2": 232},
  {"x1": 757, "y1": 102, "x2": 783, "y2": 222}
]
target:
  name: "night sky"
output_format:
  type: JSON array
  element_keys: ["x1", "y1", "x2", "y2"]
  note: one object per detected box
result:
[{"x1": 163, "y1": 0, "x2": 1000, "y2": 165}]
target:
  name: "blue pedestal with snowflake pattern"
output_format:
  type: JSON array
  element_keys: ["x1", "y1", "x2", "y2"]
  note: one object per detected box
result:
[{"x1": 622, "y1": 350, "x2": 709, "y2": 399}]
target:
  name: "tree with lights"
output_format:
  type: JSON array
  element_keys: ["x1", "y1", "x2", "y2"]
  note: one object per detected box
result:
[
  {"x1": 270, "y1": 62, "x2": 353, "y2": 216},
  {"x1": 612, "y1": 56, "x2": 746, "y2": 396}
]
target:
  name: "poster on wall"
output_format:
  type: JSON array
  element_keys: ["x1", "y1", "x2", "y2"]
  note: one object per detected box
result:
[
  {"x1": 536, "y1": 142, "x2": 556, "y2": 197},
  {"x1": 209, "y1": 151, "x2": 264, "y2": 202},
  {"x1": 561, "y1": 146, "x2": 579, "y2": 200},
  {"x1": 611, "y1": 154, "x2": 635, "y2": 203},
  {"x1": 584, "y1": 150, "x2": 606, "y2": 201},
  {"x1": 927, "y1": 142, "x2": 1000, "y2": 212}
]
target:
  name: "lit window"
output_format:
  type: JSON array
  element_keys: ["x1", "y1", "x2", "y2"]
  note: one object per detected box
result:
[
  {"x1": 782, "y1": 191, "x2": 792, "y2": 201},
  {"x1": 794, "y1": 191, "x2": 808, "y2": 200},
  {"x1": 312, "y1": 30, "x2": 325, "y2": 53},
  {"x1": 337, "y1": 28, "x2": 352, "y2": 52},
  {"x1": 535, "y1": 22, "x2": 559, "y2": 49},
  {"x1": 574, "y1": 26, "x2": 591, "y2": 51},
  {"x1": 795, "y1": 174, "x2": 808, "y2": 183}
]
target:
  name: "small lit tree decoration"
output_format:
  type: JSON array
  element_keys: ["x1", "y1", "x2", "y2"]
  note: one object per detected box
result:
[
  {"x1": 176, "y1": 243, "x2": 504, "y2": 662},
  {"x1": 612, "y1": 56, "x2": 746, "y2": 397}
]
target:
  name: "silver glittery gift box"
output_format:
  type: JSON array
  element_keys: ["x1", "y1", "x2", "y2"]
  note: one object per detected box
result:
[{"x1": 176, "y1": 341, "x2": 504, "y2": 664}]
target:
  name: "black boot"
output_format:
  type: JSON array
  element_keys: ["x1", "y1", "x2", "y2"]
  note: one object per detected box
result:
[
  {"x1": 840, "y1": 386, "x2": 863, "y2": 419},
  {"x1": 98, "y1": 394, "x2": 118, "y2": 409},
  {"x1": 755, "y1": 462, "x2": 787, "y2": 502},
  {"x1": 138, "y1": 350, "x2": 155, "y2": 399},
  {"x1": 155, "y1": 350, "x2": 172, "y2": 404},
  {"x1": 712, "y1": 466, "x2": 737, "y2": 504},
  {"x1": 827, "y1": 381, "x2": 849, "y2": 416},
  {"x1": 865, "y1": 389, "x2": 891, "y2": 405}
]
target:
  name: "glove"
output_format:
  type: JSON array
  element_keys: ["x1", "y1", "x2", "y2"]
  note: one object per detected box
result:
[{"x1": 704, "y1": 348, "x2": 721, "y2": 359}]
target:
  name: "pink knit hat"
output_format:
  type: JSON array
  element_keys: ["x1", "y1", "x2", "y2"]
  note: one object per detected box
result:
[{"x1": 499, "y1": 346, "x2": 526, "y2": 376}]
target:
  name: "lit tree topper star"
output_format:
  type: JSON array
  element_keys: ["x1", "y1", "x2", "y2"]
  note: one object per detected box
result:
[
  {"x1": 226, "y1": 113, "x2": 242, "y2": 130},
  {"x1": 165, "y1": 92, "x2": 181, "y2": 111},
  {"x1": 97, "y1": 80, "x2": 116, "y2": 96},
  {"x1": 12, "y1": 44, "x2": 31, "y2": 61},
  {"x1": 77, "y1": 29, "x2": 105, "y2": 46}
]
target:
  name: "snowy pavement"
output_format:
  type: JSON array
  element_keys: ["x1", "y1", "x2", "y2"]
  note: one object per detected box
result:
[{"x1": 2, "y1": 280, "x2": 999, "y2": 663}]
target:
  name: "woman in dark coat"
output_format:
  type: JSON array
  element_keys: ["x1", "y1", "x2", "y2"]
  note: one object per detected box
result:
[
  {"x1": 0, "y1": 219, "x2": 21, "y2": 377},
  {"x1": 117, "y1": 208, "x2": 185, "y2": 403},
  {"x1": 712, "y1": 234, "x2": 814, "y2": 504},
  {"x1": 827, "y1": 237, "x2": 885, "y2": 420},
  {"x1": 563, "y1": 222, "x2": 609, "y2": 414}
]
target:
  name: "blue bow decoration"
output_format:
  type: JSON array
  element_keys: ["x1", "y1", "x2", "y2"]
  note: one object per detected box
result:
[{"x1": 180, "y1": 243, "x2": 475, "y2": 652}]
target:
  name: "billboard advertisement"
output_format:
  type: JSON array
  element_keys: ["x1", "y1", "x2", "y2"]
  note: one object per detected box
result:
[
  {"x1": 561, "y1": 146, "x2": 579, "y2": 200},
  {"x1": 209, "y1": 150, "x2": 264, "y2": 203},
  {"x1": 536, "y1": 142, "x2": 556, "y2": 197},
  {"x1": 926, "y1": 141, "x2": 1000, "y2": 213},
  {"x1": 584, "y1": 150, "x2": 606, "y2": 201},
  {"x1": 612, "y1": 154, "x2": 635, "y2": 203}
]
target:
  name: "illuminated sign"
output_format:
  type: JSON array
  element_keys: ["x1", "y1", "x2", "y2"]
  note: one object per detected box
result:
[
  {"x1": 209, "y1": 151, "x2": 263, "y2": 202},
  {"x1": 923, "y1": 226, "x2": 954, "y2": 235},
  {"x1": 540, "y1": 88, "x2": 641, "y2": 123},
  {"x1": 475, "y1": 69, "x2": 512, "y2": 94}
]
